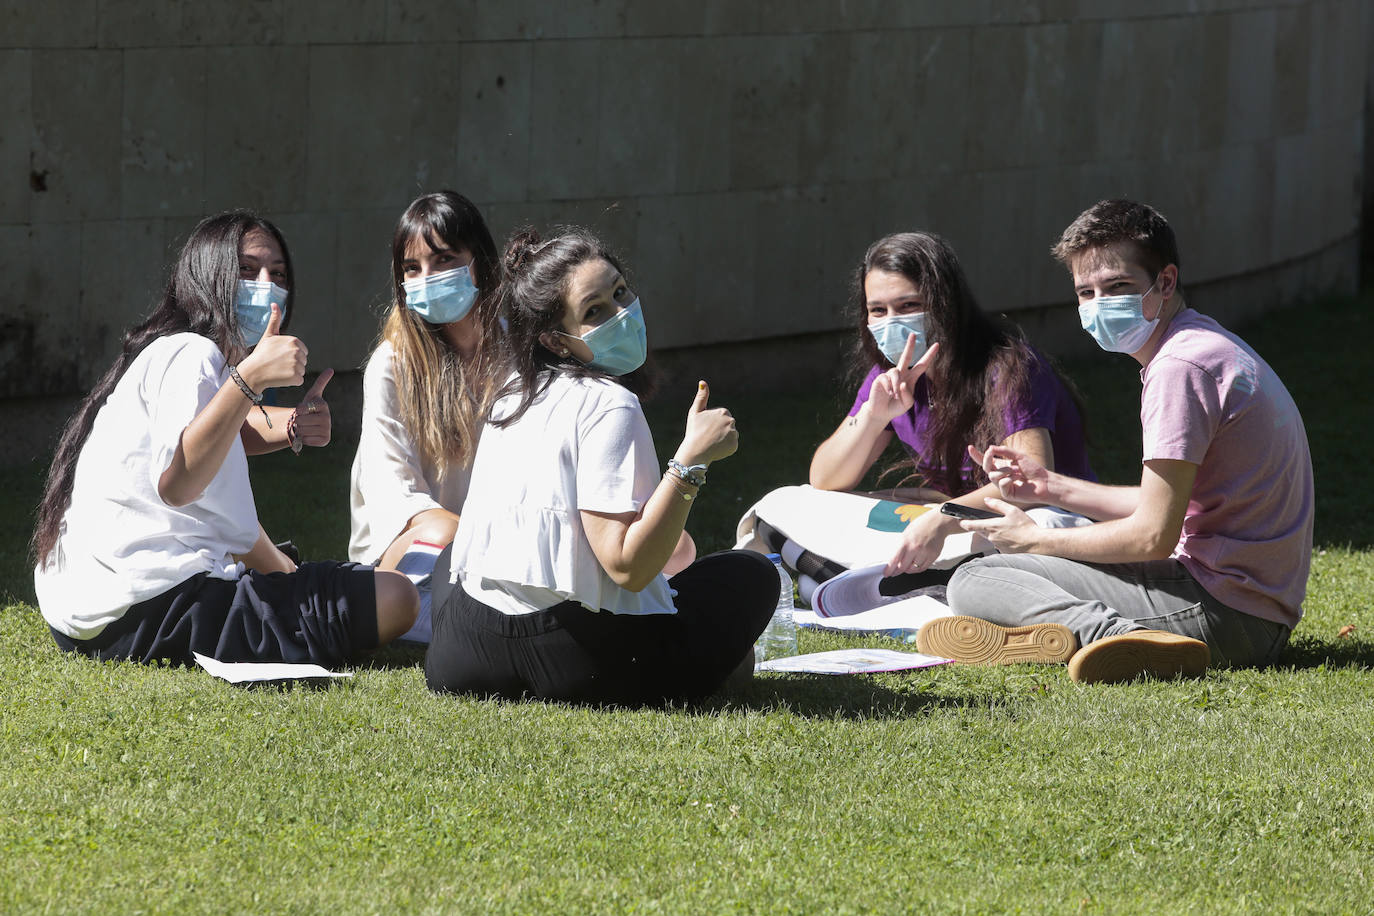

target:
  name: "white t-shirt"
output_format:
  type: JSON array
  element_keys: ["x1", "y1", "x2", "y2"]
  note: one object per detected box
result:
[
  {"x1": 348, "y1": 339, "x2": 475, "y2": 563},
  {"x1": 451, "y1": 372, "x2": 677, "y2": 616},
  {"x1": 34, "y1": 333, "x2": 259, "y2": 639}
]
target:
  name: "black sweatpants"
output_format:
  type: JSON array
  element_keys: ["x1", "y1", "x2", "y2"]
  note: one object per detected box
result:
[
  {"x1": 425, "y1": 549, "x2": 779, "y2": 705},
  {"x1": 50, "y1": 563, "x2": 379, "y2": 668}
]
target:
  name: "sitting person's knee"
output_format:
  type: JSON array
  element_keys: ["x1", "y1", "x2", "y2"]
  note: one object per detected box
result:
[
  {"x1": 375, "y1": 570, "x2": 420, "y2": 643},
  {"x1": 411, "y1": 513, "x2": 459, "y2": 545}
]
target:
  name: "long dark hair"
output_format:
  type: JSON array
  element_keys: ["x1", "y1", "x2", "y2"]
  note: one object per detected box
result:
[
  {"x1": 847, "y1": 231, "x2": 1045, "y2": 495},
  {"x1": 32, "y1": 211, "x2": 294, "y2": 566},
  {"x1": 493, "y1": 226, "x2": 657, "y2": 428},
  {"x1": 379, "y1": 190, "x2": 501, "y2": 471}
]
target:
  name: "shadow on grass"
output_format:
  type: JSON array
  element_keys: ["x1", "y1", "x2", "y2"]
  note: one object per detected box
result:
[
  {"x1": 696, "y1": 675, "x2": 1007, "y2": 720},
  {"x1": 1278, "y1": 634, "x2": 1374, "y2": 671},
  {"x1": 363, "y1": 644, "x2": 427, "y2": 670},
  {"x1": 367, "y1": 647, "x2": 984, "y2": 719}
]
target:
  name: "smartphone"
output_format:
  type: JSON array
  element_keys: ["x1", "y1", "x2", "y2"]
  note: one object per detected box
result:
[{"x1": 939, "y1": 502, "x2": 1002, "y2": 521}]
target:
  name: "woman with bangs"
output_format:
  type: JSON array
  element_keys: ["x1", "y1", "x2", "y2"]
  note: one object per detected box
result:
[
  {"x1": 349, "y1": 191, "x2": 504, "y2": 644},
  {"x1": 810, "y1": 231, "x2": 1095, "y2": 576}
]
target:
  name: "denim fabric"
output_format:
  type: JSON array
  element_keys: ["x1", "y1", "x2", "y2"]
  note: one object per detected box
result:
[{"x1": 947, "y1": 554, "x2": 1289, "y2": 667}]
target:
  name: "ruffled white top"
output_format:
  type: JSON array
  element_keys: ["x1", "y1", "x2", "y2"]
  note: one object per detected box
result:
[{"x1": 450, "y1": 372, "x2": 677, "y2": 616}]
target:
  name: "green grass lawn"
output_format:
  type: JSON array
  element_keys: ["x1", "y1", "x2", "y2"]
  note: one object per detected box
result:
[{"x1": 3, "y1": 294, "x2": 1373, "y2": 913}]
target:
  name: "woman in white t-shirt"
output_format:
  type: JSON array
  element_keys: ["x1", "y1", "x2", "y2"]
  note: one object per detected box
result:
[
  {"x1": 348, "y1": 191, "x2": 504, "y2": 643},
  {"x1": 425, "y1": 227, "x2": 779, "y2": 704},
  {"x1": 32, "y1": 212, "x2": 418, "y2": 666}
]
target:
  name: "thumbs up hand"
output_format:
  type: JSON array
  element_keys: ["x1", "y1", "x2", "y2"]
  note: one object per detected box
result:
[
  {"x1": 286, "y1": 368, "x2": 334, "y2": 453},
  {"x1": 237, "y1": 303, "x2": 308, "y2": 392},
  {"x1": 675, "y1": 380, "x2": 738, "y2": 467}
]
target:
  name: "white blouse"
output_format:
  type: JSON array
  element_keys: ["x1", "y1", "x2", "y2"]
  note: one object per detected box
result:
[
  {"x1": 35, "y1": 333, "x2": 258, "y2": 639},
  {"x1": 450, "y1": 373, "x2": 677, "y2": 616},
  {"x1": 349, "y1": 339, "x2": 475, "y2": 563}
]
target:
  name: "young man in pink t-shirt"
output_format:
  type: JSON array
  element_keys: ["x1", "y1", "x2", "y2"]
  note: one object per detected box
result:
[{"x1": 921, "y1": 199, "x2": 1314, "y2": 684}]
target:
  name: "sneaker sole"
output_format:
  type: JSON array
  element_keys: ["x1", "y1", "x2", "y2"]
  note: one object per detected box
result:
[
  {"x1": 916, "y1": 615, "x2": 1077, "y2": 665},
  {"x1": 1068, "y1": 632, "x2": 1210, "y2": 684}
]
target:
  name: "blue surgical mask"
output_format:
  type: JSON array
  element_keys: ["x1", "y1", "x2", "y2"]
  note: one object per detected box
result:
[
  {"x1": 868, "y1": 313, "x2": 928, "y2": 368},
  {"x1": 1078, "y1": 281, "x2": 1158, "y2": 354},
  {"x1": 403, "y1": 265, "x2": 479, "y2": 325},
  {"x1": 562, "y1": 299, "x2": 648, "y2": 376},
  {"x1": 236, "y1": 279, "x2": 289, "y2": 346}
]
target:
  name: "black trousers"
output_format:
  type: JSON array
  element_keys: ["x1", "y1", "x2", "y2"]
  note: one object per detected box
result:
[
  {"x1": 425, "y1": 549, "x2": 779, "y2": 705},
  {"x1": 50, "y1": 563, "x2": 379, "y2": 668}
]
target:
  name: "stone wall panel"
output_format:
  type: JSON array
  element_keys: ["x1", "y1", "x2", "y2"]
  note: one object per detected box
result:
[
  {"x1": 307, "y1": 44, "x2": 463, "y2": 211},
  {"x1": 528, "y1": 40, "x2": 602, "y2": 200},
  {"x1": 457, "y1": 41, "x2": 532, "y2": 204},
  {"x1": 0, "y1": 50, "x2": 32, "y2": 224},
  {"x1": 203, "y1": 45, "x2": 310, "y2": 214},
  {"x1": 121, "y1": 48, "x2": 205, "y2": 219},
  {"x1": 284, "y1": 0, "x2": 388, "y2": 45},
  {"x1": 0, "y1": 2, "x2": 1365, "y2": 403},
  {"x1": 30, "y1": 50, "x2": 122, "y2": 223},
  {"x1": 595, "y1": 38, "x2": 679, "y2": 198},
  {"x1": 77, "y1": 217, "x2": 167, "y2": 378},
  {"x1": 0, "y1": 0, "x2": 97, "y2": 49}
]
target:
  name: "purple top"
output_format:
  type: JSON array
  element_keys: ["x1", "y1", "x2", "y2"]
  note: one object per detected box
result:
[
  {"x1": 1139, "y1": 309, "x2": 1312, "y2": 627},
  {"x1": 848, "y1": 348, "x2": 1095, "y2": 495}
]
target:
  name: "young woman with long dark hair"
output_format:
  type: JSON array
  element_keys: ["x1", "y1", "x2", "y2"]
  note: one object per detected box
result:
[
  {"x1": 33, "y1": 212, "x2": 417, "y2": 666},
  {"x1": 424, "y1": 227, "x2": 777, "y2": 704},
  {"x1": 348, "y1": 191, "x2": 503, "y2": 643},
  {"x1": 810, "y1": 231, "x2": 1094, "y2": 575}
]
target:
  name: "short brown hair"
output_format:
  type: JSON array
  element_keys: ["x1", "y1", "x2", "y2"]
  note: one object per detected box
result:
[{"x1": 1052, "y1": 199, "x2": 1180, "y2": 278}]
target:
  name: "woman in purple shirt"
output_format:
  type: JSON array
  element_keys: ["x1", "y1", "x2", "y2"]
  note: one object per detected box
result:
[{"x1": 810, "y1": 232, "x2": 1093, "y2": 575}]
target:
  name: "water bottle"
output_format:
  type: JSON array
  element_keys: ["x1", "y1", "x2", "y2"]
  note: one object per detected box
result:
[{"x1": 755, "y1": 553, "x2": 800, "y2": 666}]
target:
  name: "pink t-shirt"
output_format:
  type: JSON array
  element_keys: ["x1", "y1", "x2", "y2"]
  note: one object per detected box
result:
[{"x1": 1140, "y1": 309, "x2": 1313, "y2": 627}]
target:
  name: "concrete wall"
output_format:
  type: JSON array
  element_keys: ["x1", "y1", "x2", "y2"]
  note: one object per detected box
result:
[{"x1": 1, "y1": 0, "x2": 1367, "y2": 403}]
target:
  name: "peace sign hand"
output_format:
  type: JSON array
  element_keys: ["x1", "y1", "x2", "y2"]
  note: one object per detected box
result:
[{"x1": 869, "y1": 336, "x2": 939, "y2": 425}]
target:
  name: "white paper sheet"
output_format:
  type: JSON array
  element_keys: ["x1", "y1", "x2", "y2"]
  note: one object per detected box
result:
[
  {"x1": 758, "y1": 648, "x2": 952, "y2": 675},
  {"x1": 193, "y1": 652, "x2": 352, "y2": 684},
  {"x1": 792, "y1": 594, "x2": 954, "y2": 643}
]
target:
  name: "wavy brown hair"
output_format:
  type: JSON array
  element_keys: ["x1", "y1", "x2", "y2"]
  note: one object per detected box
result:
[
  {"x1": 33, "y1": 211, "x2": 294, "y2": 566},
  {"x1": 377, "y1": 191, "x2": 501, "y2": 472},
  {"x1": 846, "y1": 232, "x2": 1075, "y2": 495}
]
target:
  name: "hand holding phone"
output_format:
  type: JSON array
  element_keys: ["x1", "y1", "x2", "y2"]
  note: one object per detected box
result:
[{"x1": 939, "y1": 501, "x2": 1002, "y2": 521}]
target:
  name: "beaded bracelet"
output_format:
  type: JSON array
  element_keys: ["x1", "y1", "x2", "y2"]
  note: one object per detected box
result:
[
  {"x1": 666, "y1": 458, "x2": 707, "y2": 488},
  {"x1": 227, "y1": 365, "x2": 272, "y2": 428}
]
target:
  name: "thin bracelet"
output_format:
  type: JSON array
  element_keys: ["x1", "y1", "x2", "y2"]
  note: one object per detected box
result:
[
  {"x1": 663, "y1": 470, "x2": 698, "y2": 501},
  {"x1": 227, "y1": 365, "x2": 272, "y2": 429}
]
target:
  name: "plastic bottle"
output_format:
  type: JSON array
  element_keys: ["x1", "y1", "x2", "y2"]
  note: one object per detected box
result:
[{"x1": 755, "y1": 553, "x2": 800, "y2": 666}]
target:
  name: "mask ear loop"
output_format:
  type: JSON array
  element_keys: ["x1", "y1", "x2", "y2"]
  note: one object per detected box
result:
[{"x1": 549, "y1": 329, "x2": 578, "y2": 359}]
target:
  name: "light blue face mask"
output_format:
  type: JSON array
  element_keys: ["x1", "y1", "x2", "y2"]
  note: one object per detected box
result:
[
  {"x1": 562, "y1": 298, "x2": 648, "y2": 376},
  {"x1": 1079, "y1": 280, "x2": 1158, "y2": 354},
  {"x1": 236, "y1": 279, "x2": 289, "y2": 347},
  {"x1": 402, "y1": 265, "x2": 479, "y2": 325},
  {"x1": 868, "y1": 312, "x2": 928, "y2": 368}
]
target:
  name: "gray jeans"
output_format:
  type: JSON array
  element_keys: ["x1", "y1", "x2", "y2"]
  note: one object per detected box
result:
[{"x1": 947, "y1": 554, "x2": 1290, "y2": 668}]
